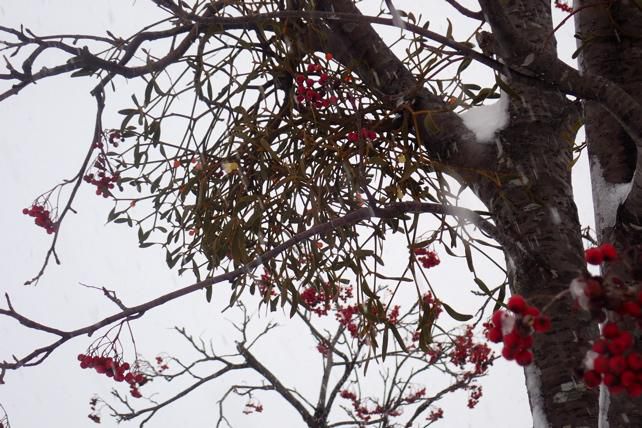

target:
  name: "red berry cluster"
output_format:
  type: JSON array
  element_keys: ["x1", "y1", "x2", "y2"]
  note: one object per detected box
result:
[
  {"x1": 301, "y1": 287, "x2": 332, "y2": 316},
  {"x1": 84, "y1": 170, "x2": 119, "y2": 198},
  {"x1": 294, "y1": 57, "x2": 339, "y2": 109},
  {"x1": 387, "y1": 305, "x2": 401, "y2": 324},
  {"x1": 467, "y1": 385, "x2": 483, "y2": 409},
  {"x1": 450, "y1": 326, "x2": 494, "y2": 376},
  {"x1": 554, "y1": 0, "x2": 573, "y2": 13},
  {"x1": 108, "y1": 130, "x2": 124, "y2": 148},
  {"x1": 85, "y1": 131, "x2": 122, "y2": 198},
  {"x1": 485, "y1": 295, "x2": 551, "y2": 366},
  {"x1": 242, "y1": 401, "x2": 264, "y2": 415},
  {"x1": 336, "y1": 304, "x2": 360, "y2": 337},
  {"x1": 22, "y1": 204, "x2": 57, "y2": 234},
  {"x1": 88, "y1": 397, "x2": 100, "y2": 424},
  {"x1": 427, "y1": 408, "x2": 444, "y2": 422},
  {"x1": 256, "y1": 271, "x2": 277, "y2": 298},
  {"x1": 412, "y1": 246, "x2": 441, "y2": 269},
  {"x1": 339, "y1": 389, "x2": 404, "y2": 421},
  {"x1": 155, "y1": 356, "x2": 169, "y2": 372},
  {"x1": 77, "y1": 353, "x2": 147, "y2": 398},
  {"x1": 300, "y1": 284, "x2": 353, "y2": 317},
  {"x1": 584, "y1": 243, "x2": 618, "y2": 265},
  {"x1": 316, "y1": 341, "x2": 331, "y2": 356},
  {"x1": 346, "y1": 127, "x2": 378, "y2": 143},
  {"x1": 569, "y1": 244, "x2": 636, "y2": 322},
  {"x1": 583, "y1": 322, "x2": 642, "y2": 396}
]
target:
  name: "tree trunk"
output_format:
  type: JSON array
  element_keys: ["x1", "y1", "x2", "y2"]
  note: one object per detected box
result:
[
  {"x1": 575, "y1": 1, "x2": 642, "y2": 425},
  {"x1": 474, "y1": 1, "x2": 600, "y2": 425}
]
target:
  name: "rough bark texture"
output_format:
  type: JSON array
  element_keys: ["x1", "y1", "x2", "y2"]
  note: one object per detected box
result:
[
  {"x1": 476, "y1": 1, "x2": 600, "y2": 426},
  {"x1": 576, "y1": 0, "x2": 642, "y2": 425}
]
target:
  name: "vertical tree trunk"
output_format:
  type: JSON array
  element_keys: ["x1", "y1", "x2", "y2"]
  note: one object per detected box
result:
[
  {"x1": 474, "y1": 1, "x2": 600, "y2": 425},
  {"x1": 575, "y1": 1, "x2": 642, "y2": 425}
]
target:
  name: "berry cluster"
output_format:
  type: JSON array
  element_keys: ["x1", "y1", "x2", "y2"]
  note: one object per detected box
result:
[
  {"x1": 301, "y1": 287, "x2": 332, "y2": 316},
  {"x1": 83, "y1": 170, "x2": 119, "y2": 198},
  {"x1": 85, "y1": 131, "x2": 122, "y2": 198},
  {"x1": 554, "y1": 0, "x2": 573, "y2": 13},
  {"x1": 77, "y1": 353, "x2": 147, "y2": 398},
  {"x1": 339, "y1": 389, "x2": 403, "y2": 421},
  {"x1": 584, "y1": 243, "x2": 618, "y2": 265},
  {"x1": 242, "y1": 401, "x2": 264, "y2": 415},
  {"x1": 88, "y1": 397, "x2": 100, "y2": 424},
  {"x1": 467, "y1": 385, "x2": 483, "y2": 409},
  {"x1": 256, "y1": 271, "x2": 277, "y2": 298},
  {"x1": 569, "y1": 244, "x2": 632, "y2": 322},
  {"x1": 155, "y1": 356, "x2": 169, "y2": 372},
  {"x1": 336, "y1": 304, "x2": 360, "y2": 337},
  {"x1": 22, "y1": 204, "x2": 57, "y2": 234},
  {"x1": 294, "y1": 55, "x2": 339, "y2": 109},
  {"x1": 346, "y1": 127, "x2": 378, "y2": 143},
  {"x1": 316, "y1": 341, "x2": 331, "y2": 356},
  {"x1": 583, "y1": 322, "x2": 642, "y2": 396},
  {"x1": 412, "y1": 246, "x2": 441, "y2": 269},
  {"x1": 574, "y1": 244, "x2": 642, "y2": 395},
  {"x1": 300, "y1": 283, "x2": 353, "y2": 317},
  {"x1": 427, "y1": 408, "x2": 444, "y2": 422},
  {"x1": 387, "y1": 305, "x2": 401, "y2": 324},
  {"x1": 108, "y1": 130, "x2": 124, "y2": 148},
  {"x1": 485, "y1": 295, "x2": 551, "y2": 366},
  {"x1": 450, "y1": 326, "x2": 493, "y2": 375}
]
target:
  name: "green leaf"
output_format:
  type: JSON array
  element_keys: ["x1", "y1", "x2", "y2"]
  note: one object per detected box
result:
[
  {"x1": 463, "y1": 242, "x2": 475, "y2": 273},
  {"x1": 441, "y1": 302, "x2": 473, "y2": 322},
  {"x1": 474, "y1": 278, "x2": 491, "y2": 295}
]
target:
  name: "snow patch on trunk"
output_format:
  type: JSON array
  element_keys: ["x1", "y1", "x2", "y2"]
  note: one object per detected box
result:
[
  {"x1": 590, "y1": 157, "x2": 632, "y2": 229},
  {"x1": 599, "y1": 385, "x2": 610, "y2": 428},
  {"x1": 459, "y1": 92, "x2": 509, "y2": 143},
  {"x1": 525, "y1": 364, "x2": 551, "y2": 428}
]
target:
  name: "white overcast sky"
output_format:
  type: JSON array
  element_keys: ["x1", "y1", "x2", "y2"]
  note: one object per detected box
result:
[{"x1": 0, "y1": 1, "x2": 594, "y2": 427}]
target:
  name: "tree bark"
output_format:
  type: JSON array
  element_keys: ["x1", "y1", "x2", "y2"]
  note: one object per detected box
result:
[
  {"x1": 576, "y1": 0, "x2": 642, "y2": 425},
  {"x1": 476, "y1": 1, "x2": 600, "y2": 426}
]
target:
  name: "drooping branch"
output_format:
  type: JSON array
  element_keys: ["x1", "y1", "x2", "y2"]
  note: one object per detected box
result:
[
  {"x1": 0, "y1": 201, "x2": 496, "y2": 381},
  {"x1": 23, "y1": 91, "x2": 105, "y2": 285}
]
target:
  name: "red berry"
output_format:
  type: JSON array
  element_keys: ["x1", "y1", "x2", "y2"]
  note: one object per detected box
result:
[
  {"x1": 602, "y1": 322, "x2": 619, "y2": 339},
  {"x1": 627, "y1": 353, "x2": 642, "y2": 371},
  {"x1": 600, "y1": 243, "x2": 618, "y2": 261},
  {"x1": 592, "y1": 340, "x2": 607, "y2": 354},
  {"x1": 507, "y1": 295, "x2": 528, "y2": 314},
  {"x1": 585, "y1": 279, "x2": 603, "y2": 298},
  {"x1": 502, "y1": 346, "x2": 515, "y2": 360},
  {"x1": 622, "y1": 301, "x2": 641, "y2": 318},
  {"x1": 594, "y1": 355, "x2": 609, "y2": 374},
  {"x1": 491, "y1": 310, "x2": 504, "y2": 327},
  {"x1": 585, "y1": 248, "x2": 604, "y2": 265},
  {"x1": 608, "y1": 331, "x2": 634, "y2": 355},
  {"x1": 621, "y1": 371, "x2": 636, "y2": 387},
  {"x1": 520, "y1": 334, "x2": 534, "y2": 350},
  {"x1": 525, "y1": 306, "x2": 540, "y2": 317},
  {"x1": 486, "y1": 327, "x2": 503, "y2": 343},
  {"x1": 609, "y1": 356, "x2": 627, "y2": 374},
  {"x1": 503, "y1": 330, "x2": 520, "y2": 350},
  {"x1": 533, "y1": 315, "x2": 552, "y2": 333},
  {"x1": 515, "y1": 350, "x2": 533, "y2": 366},
  {"x1": 325, "y1": 52, "x2": 333, "y2": 61},
  {"x1": 583, "y1": 370, "x2": 602, "y2": 388},
  {"x1": 603, "y1": 373, "x2": 617, "y2": 386}
]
